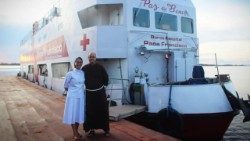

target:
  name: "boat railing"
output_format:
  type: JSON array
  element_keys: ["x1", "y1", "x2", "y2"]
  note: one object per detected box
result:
[
  {"x1": 21, "y1": 0, "x2": 61, "y2": 45},
  {"x1": 106, "y1": 78, "x2": 130, "y2": 106},
  {"x1": 149, "y1": 76, "x2": 230, "y2": 86},
  {"x1": 20, "y1": 31, "x2": 33, "y2": 46}
]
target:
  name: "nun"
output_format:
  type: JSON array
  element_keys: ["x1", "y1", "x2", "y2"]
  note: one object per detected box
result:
[{"x1": 63, "y1": 57, "x2": 85, "y2": 140}]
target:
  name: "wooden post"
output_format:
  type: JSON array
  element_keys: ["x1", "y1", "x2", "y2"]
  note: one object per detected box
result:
[{"x1": 215, "y1": 53, "x2": 221, "y2": 83}]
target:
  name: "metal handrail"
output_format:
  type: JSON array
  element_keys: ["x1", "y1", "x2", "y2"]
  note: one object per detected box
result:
[{"x1": 107, "y1": 77, "x2": 131, "y2": 105}]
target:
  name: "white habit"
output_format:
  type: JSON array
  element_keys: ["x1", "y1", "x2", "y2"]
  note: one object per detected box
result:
[{"x1": 63, "y1": 68, "x2": 85, "y2": 124}]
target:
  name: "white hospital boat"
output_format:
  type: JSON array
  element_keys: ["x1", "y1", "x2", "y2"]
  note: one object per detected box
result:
[{"x1": 20, "y1": 0, "x2": 249, "y2": 140}]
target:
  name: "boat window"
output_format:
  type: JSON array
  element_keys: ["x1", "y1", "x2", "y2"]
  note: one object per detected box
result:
[
  {"x1": 78, "y1": 4, "x2": 123, "y2": 29},
  {"x1": 51, "y1": 62, "x2": 70, "y2": 78},
  {"x1": 28, "y1": 65, "x2": 34, "y2": 74},
  {"x1": 155, "y1": 12, "x2": 177, "y2": 31},
  {"x1": 181, "y1": 17, "x2": 194, "y2": 34},
  {"x1": 133, "y1": 8, "x2": 150, "y2": 28},
  {"x1": 38, "y1": 64, "x2": 48, "y2": 76}
]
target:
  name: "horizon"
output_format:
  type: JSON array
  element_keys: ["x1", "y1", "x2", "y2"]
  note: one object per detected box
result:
[
  {"x1": 2, "y1": 61, "x2": 250, "y2": 66},
  {"x1": 0, "y1": 0, "x2": 249, "y2": 64}
]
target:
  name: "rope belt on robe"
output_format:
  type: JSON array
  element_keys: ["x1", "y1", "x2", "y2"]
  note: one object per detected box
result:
[{"x1": 86, "y1": 85, "x2": 104, "y2": 92}]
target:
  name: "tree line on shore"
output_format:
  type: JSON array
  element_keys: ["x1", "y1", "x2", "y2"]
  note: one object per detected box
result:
[
  {"x1": 199, "y1": 64, "x2": 249, "y2": 66},
  {"x1": 0, "y1": 63, "x2": 20, "y2": 65}
]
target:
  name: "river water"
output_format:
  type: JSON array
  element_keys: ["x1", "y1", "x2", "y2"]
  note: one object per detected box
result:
[
  {"x1": 0, "y1": 65, "x2": 20, "y2": 76},
  {"x1": 0, "y1": 65, "x2": 249, "y2": 140},
  {"x1": 203, "y1": 66, "x2": 250, "y2": 141},
  {"x1": 204, "y1": 66, "x2": 250, "y2": 100}
]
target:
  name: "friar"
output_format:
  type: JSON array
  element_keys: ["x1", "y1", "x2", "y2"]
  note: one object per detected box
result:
[{"x1": 82, "y1": 52, "x2": 110, "y2": 137}]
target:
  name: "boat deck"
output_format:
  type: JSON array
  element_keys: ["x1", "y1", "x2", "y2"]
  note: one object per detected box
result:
[
  {"x1": 0, "y1": 77, "x2": 180, "y2": 141},
  {"x1": 109, "y1": 105, "x2": 146, "y2": 121}
]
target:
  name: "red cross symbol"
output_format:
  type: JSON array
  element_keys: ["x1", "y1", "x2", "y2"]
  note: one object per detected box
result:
[{"x1": 80, "y1": 34, "x2": 90, "y2": 51}]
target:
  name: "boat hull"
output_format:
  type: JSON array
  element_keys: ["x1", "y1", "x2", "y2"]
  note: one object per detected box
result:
[
  {"x1": 126, "y1": 110, "x2": 239, "y2": 140},
  {"x1": 181, "y1": 111, "x2": 239, "y2": 140}
]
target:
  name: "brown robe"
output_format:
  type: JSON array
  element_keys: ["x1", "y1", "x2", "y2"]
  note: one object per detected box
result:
[{"x1": 82, "y1": 63, "x2": 109, "y2": 132}]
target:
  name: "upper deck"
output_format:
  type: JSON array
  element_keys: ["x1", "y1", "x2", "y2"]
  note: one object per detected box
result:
[
  {"x1": 20, "y1": 0, "x2": 197, "y2": 61},
  {"x1": 75, "y1": 0, "x2": 197, "y2": 57},
  {"x1": 75, "y1": 0, "x2": 196, "y2": 34}
]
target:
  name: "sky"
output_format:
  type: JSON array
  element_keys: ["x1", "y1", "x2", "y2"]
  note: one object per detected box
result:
[
  {"x1": 194, "y1": 0, "x2": 250, "y2": 65},
  {"x1": 0, "y1": 0, "x2": 249, "y2": 64},
  {"x1": 0, "y1": 0, "x2": 55, "y2": 63}
]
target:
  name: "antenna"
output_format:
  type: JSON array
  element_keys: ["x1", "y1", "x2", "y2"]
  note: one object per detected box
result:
[{"x1": 215, "y1": 53, "x2": 221, "y2": 84}]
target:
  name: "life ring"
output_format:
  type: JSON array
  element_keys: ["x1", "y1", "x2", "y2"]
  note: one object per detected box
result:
[{"x1": 157, "y1": 108, "x2": 183, "y2": 138}]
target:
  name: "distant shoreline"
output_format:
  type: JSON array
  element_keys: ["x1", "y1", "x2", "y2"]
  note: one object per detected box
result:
[
  {"x1": 0, "y1": 63, "x2": 20, "y2": 66},
  {"x1": 1, "y1": 63, "x2": 249, "y2": 67},
  {"x1": 200, "y1": 64, "x2": 250, "y2": 67}
]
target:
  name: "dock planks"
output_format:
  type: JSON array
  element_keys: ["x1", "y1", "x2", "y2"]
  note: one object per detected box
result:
[
  {"x1": 0, "y1": 101, "x2": 17, "y2": 141},
  {"x1": 0, "y1": 77, "x2": 180, "y2": 141}
]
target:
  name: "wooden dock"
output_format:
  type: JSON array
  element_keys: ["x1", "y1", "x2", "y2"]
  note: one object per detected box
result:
[{"x1": 0, "y1": 77, "x2": 180, "y2": 141}]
